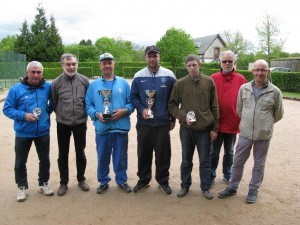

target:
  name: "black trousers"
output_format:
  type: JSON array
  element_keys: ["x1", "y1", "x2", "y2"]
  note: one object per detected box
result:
[
  {"x1": 15, "y1": 134, "x2": 50, "y2": 188},
  {"x1": 136, "y1": 124, "x2": 171, "y2": 185},
  {"x1": 57, "y1": 122, "x2": 87, "y2": 185}
]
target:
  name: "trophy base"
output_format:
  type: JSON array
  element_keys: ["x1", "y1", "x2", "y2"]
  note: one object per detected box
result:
[{"x1": 103, "y1": 114, "x2": 112, "y2": 120}]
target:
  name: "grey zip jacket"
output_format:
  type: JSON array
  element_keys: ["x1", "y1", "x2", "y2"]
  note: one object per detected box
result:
[
  {"x1": 51, "y1": 73, "x2": 89, "y2": 126},
  {"x1": 237, "y1": 81, "x2": 284, "y2": 140}
]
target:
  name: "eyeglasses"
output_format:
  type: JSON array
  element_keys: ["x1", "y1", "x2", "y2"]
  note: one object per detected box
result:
[
  {"x1": 253, "y1": 69, "x2": 269, "y2": 73},
  {"x1": 221, "y1": 60, "x2": 233, "y2": 64}
]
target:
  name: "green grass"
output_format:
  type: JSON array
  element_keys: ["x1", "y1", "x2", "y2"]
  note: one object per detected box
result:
[{"x1": 282, "y1": 92, "x2": 300, "y2": 99}]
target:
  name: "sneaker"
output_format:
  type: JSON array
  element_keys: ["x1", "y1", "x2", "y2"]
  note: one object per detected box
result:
[
  {"x1": 17, "y1": 186, "x2": 28, "y2": 202},
  {"x1": 133, "y1": 183, "x2": 149, "y2": 193},
  {"x1": 118, "y1": 183, "x2": 132, "y2": 193},
  {"x1": 97, "y1": 183, "x2": 109, "y2": 194},
  {"x1": 203, "y1": 190, "x2": 213, "y2": 200},
  {"x1": 57, "y1": 184, "x2": 68, "y2": 196},
  {"x1": 159, "y1": 184, "x2": 172, "y2": 195},
  {"x1": 177, "y1": 188, "x2": 189, "y2": 197},
  {"x1": 218, "y1": 187, "x2": 237, "y2": 198},
  {"x1": 78, "y1": 181, "x2": 90, "y2": 192},
  {"x1": 246, "y1": 190, "x2": 258, "y2": 204},
  {"x1": 38, "y1": 182, "x2": 54, "y2": 196}
]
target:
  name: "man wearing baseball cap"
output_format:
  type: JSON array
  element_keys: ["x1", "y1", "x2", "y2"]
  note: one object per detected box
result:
[
  {"x1": 85, "y1": 52, "x2": 134, "y2": 194},
  {"x1": 130, "y1": 45, "x2": 177, "y2": 195}
]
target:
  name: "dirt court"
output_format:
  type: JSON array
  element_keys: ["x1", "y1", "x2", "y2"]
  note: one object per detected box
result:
[{"x1": 0, "y1": 89, "x2": 299, "y2": 225}]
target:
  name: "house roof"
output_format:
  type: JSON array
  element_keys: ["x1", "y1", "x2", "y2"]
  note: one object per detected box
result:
[{"x1": 194, "y1": 34, "x2": 226, "y2": 55}]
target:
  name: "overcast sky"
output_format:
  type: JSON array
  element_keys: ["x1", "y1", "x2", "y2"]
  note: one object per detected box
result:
[{"x1": 0, "y1": 0, "x2": 299, "y2": 53}]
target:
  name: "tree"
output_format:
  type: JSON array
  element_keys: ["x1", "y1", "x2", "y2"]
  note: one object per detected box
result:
[
  {"x1": 222, "y1": 31, "x2": 253, "y2": 56},
  {"x1": 64, "y1": 44, "x2": 99, "y2": 62},
  {"x1": 256, "y1": 13, "x2": 285, "y2": 64},
  {"x1": 79, "y1": 39, "x2": 93, "y2": 46},
  {"x1": 14, "y1": 4, "x2": 63, "y2": 62},
  {"x1": 95, "y1": 37, "x2": 135, "y2": 62},
  {"x1": 0, "y1": 35, "x2": 17, "y2": 51},
  {"x1": 156, "y1": 27, "x2": 198, "y2": 72}
]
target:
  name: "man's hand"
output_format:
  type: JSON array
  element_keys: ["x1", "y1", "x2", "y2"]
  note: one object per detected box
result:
[{"x1": 25, "y1": 113, "x2": 38, "y2": 122}]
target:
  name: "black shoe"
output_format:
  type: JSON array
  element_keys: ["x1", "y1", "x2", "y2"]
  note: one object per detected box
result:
[
  {"x1": 97, "y1": 184, "x2": 109, "y2": 194},
  {"x1": 118, "y1": 183, "x2": 132, "y2": 193},
  {"x1": 246, "y1": 190, "x2": 258, "y2": 204},
  {"x1": 133, "y1": 183, "x2": 149, "y2": 193},
  {"x1": 159, "y1": 184, "x2": 172, "y2": 195},
  {"x1": 203, "y1": 190, "x2": 213, "y2": 200},
  {"x1": 57, "y1": 184, "x2": 68, "y2": 196},
  {"x1": 218, "y1": 187, "x2": 237, "y2": 198},
  {"x1": 177, "y1": 188, "x2": 189, "y2": 197}
]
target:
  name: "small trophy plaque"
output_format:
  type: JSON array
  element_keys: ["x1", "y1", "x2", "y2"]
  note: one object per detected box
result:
[
  {"x1": 33, "y1": 107, "x2": 41, "y2": 119},
  {"x1": 187, "y1": 111, "x2": 196, "y2": 123},
  {"x1": 145, "y1": 90, "x2": 155, "y2": 118},
  {"x1": 100, "y1": 89, "x2": 112, "y2": 120}
]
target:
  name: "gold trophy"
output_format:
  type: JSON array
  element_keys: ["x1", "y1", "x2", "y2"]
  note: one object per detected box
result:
[
  {"x1": 33, "y1": 107, "x2": 41, "y2": 119},
  {"x1": 187, "y1": 111, "x2": 196, "y2": 123},
  {"x1": 100, "y1": 89, "x2": 112, "y2": 120},
  {"x1": 145, "y1": 90, "x2": 155, "y2": 118}
]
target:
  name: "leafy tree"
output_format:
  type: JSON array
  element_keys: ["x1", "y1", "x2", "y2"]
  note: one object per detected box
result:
[
  {"x1": 256, "y1": 13, "x2": 285, "y2": 64},
  {"x1": 79, "y1": 39, "x2": 93, "y2": 46},
  {"x1": 156, "y1": 27, "x2": 198, "y2": 72},
  {"x1": 64, "y1": 44, "x2": 99, "y2": 62},
  {"x1": 14, "y1": 4, "x2": 63, "y2": 62},
  {"x1": 0, "y1": 35, "x2": 17, "y2": 51},
  {"x1": 95, "y1": 37, "x2": 135, "y2": 62},
  {"x1": 222, "y1": 31, "x2": 253, "y2": 56},
  {"x1": 14, "y1": 21, "x2": 31, "y2": 55}
]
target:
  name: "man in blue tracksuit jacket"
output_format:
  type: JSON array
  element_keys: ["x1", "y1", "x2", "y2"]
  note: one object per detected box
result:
[
  {"x1": 3, "y1": 61, "x2": 54, "y2": 202},
  {"x1": 130, "y1": 45, "x2": 177, "y2": 194},
  {"x1": 85, "y1": 53, "x2": 134, "y2": 194}
]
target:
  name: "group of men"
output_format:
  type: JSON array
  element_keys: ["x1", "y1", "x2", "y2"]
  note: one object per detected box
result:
[{"x1": 3, "y1": 46, "x2": 284, "y2": 204}]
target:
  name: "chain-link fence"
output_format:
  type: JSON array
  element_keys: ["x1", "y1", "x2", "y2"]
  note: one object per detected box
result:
[{"x1": 0, "y1": 51, "x2": 26, "y2": 90}]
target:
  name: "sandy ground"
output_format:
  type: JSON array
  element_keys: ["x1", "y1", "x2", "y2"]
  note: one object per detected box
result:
[{"x1": 0, "y1": 88, "x2": 299, "y2": 225}]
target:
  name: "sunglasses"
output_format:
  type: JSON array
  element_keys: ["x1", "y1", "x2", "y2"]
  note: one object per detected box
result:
[{"x1": 221, "y1": 60, "x2": 233, "y2": 64}]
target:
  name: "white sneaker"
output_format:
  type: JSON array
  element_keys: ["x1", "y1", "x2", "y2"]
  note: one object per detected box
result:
[
  {"x1": 17, "y1": 186, "x2": 28, "y2": 202},
  {"x1": 38, "y1": 182, "x2": 54, "y2": 196}
]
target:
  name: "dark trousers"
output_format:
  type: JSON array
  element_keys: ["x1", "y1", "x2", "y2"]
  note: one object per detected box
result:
[
  {"x1": 15, "y1": 134, "x2": 50, "y2": 188},
  {"x1": 136, "y1": 124, "x2": 171, "y2": 185},
  {"x1": 210, "y1": 132, "x2": 236, "y2": 181},
  {"x1": 57, "y1": 122, "x2": 87, "y2": 185},
  {"x1": 179, "y1": 126, "x2": 211, "y2": 191}
]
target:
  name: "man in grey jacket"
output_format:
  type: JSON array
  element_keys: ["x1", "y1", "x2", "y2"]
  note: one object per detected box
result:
[
  {"x1": 218, "y1": 59, "x2": 284, "y2": 203},
  {"x1": 51, "y1": 53, "x2": 90, "y2": 196}
]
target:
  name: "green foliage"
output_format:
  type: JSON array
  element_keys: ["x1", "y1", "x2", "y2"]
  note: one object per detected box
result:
[
  {"x1": 256, "y1": 13, "x2": 284, "y2": 64},
  {"x1": 0, "y1": 35, "x2": 17, "y2": 51},
  {"x1": 95, "y1": 37, "x2": 135, "y2": 62},
  {"x1": 156, "y1": 27, "x2": 198, "y2": 72},
  {"x1": 14, "y1": 5, "x2": 63, "y2": 62},
  {"x1": 64, "y1": 44, "x2": 99, "y2": 62},
  {"x1": 222, "y1": 31, "x2": 253, "y2": 56},
  {"x1": 270, "y1": 72, "x2": 300, "y2": 92}
]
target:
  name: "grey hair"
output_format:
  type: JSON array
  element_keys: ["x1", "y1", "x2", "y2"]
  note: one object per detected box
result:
[
  {"x1": 60, "y1": 53, "x2": 78, "y2": 64},
  {"x1": 219, "y1": 50, "x2": 237, "y2": 61},
  {"x1": 26, "y1": 61, "x2": 43, "y2": 73},
  {"x1": 184, "y1": 54, "x2": 201, "y2": 64}
]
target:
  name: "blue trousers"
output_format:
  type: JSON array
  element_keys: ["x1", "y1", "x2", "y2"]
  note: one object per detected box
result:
[
  {"x1": 179, "y1": 126, "x2": 211, "y2": 191},
  {"x1": 95, "y1": 132, "x2": 128, "y2": 185},
  {"x1": 15, "y1": 134, "x2": 50, "y2": 188},
  {"x1": 210, "y1": 132, "x2": 236, "y2": 181}
]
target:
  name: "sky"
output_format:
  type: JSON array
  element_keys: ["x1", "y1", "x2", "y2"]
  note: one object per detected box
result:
[{"x1": 0, "y1": 0, "x2": 299, "y2": 53}]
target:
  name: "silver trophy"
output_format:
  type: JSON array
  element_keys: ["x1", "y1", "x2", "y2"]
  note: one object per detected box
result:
[
  {"x1": 33, "y1": 107, "x2": 41, "y2": 118},
  {"x1": 100, "y1": 89, "x2": 112, "y2": 120},
  {"x1": 145, "y1": 90, "x2": 155, "y2": 118},
  {"x1": 187, "y1": 111, "x2": 196, "y2": 123}
]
